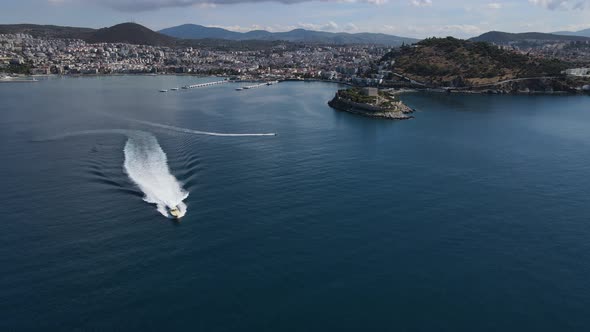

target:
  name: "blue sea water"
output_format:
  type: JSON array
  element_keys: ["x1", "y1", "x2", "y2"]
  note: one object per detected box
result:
[{"x1": 1, "y1": 76, "x2": 590, "y2": 331}]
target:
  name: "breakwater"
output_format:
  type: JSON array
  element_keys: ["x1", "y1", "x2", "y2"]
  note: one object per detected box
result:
[
  {"x1": 182, "y1": 80, "x2": 229, "y2": 89},
  {"x1": 236, "y1": 81, "x2": 279, "y2": 91}
]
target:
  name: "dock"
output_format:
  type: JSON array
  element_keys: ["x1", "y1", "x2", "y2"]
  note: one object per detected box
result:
[
  {"x1": 182, "y1": 80, "x2": 228, "y2": 89},
  {"x1": 237, "y1": 80, "x2": 279, "y2": 91}
]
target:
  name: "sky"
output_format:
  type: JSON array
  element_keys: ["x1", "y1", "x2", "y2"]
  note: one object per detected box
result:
[{"x1": 1, "y1": 0, "x2": 590, "y2": 38}]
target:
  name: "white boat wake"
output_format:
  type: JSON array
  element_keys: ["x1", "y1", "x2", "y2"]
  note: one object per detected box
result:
[
  {"x1": 123, "y1": 131, "x2": 188, "y2": 218},
  {"x1": 40, "y1": 117, "x2": 276, "y2": 219},
  {"x1": 43, "y1": 130, "x2": 188, "y2": 218}
]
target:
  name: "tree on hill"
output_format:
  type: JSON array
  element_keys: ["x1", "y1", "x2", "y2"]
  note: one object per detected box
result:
[{"x1": 380, "y1": 37, "x2": 570, "y2": 87}]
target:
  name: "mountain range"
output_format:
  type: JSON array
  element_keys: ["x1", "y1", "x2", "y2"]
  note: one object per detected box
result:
[
  {"x1": 0, "y1": 22, "x2": 417, "y2": 46},
  {"x1": 552, "y1": 28, "x2": 590, "y2": 38},
  {"x1": 158, "y1": 24, "x2": 419, "y2": 46},
  {"x1": 470, "y1": 31, "x2": 590, "y2": 43},
  {"x1": 2, "y1": 22, "x2": 590, "y2": 48}
]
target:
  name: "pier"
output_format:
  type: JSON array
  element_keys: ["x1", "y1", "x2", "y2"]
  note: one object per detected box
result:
[
  {"x1": 236, "y1": 80, "x2": 279, "y2": 91},
  {"x1": 181, "y1": 80, "x2": 229, "y2": 89}
]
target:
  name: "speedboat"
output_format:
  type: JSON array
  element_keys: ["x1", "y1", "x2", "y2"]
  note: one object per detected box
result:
[
  {"x1": 168, "y1": 206, "x2": 182, "y2": 219},
  {"x1": 171, "y1": 88, "x2": 179, "y2": 91},
  {"x1": 159, "y1": 89, "x2": 168, "y2": 92},
  {"x1": 235, "y1": 87, "x2": 243, "y2": 91}
]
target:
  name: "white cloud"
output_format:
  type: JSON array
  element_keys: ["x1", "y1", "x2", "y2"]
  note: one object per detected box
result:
[
  {"x1": 410, "y1": 0, "x2": 432, "y2": 6},
  {"x1": 438, "y1": 24, "x2": 483, "y2": 35},
  {"x1": 337, "y1": 0, "x2": 387, "y2": 4},
  {"x1": 344, "y1": 23, "x2": 359, "y2": 31},
  {"x1": 401, "y1": 23, "x2": 484, "y2": 38},
  {"x1": 298, "y1": 21, "x2": 339, "y2": 31},
  {"x1": 486, "y1": 2, "x2": 503, "y2": 9},
  {"x1": 58, "y1": 0, "x2": 388, "y2": 12},
  {"x1": 195, "y1": 2, "x2": 217, "y2": 7},
  {"x1": 528, "y1": 0, "x2": 590, "y2": 10}
]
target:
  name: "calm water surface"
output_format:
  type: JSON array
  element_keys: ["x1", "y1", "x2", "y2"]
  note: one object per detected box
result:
[{"x1": 1, "y1": 76, "x2": 590, "y2": 331}]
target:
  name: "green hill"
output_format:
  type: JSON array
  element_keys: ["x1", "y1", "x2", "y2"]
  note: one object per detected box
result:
[
  {"x1": 471, "y1": 31, "x2": 590, "y2": 43},
  {"x1": 0, "y1": 24, "x2": 94, "y2": 39},
  {"x1": 381, "y1": 37, "x2": 570, "y2": 87},
  {"x1": 0, "y1": 23, "x2": 175, "y2": 46},
  {"x1": 86, "y1": 23, "x2": 176, "y2": 46}
]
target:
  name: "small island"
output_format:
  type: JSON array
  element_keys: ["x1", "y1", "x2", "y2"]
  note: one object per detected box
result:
[{"x1": 328, "y1": 87, "x2": 415, "y2": 120}]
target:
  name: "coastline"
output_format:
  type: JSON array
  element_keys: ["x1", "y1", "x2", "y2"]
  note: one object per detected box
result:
[{"x1": 4, "y1": 73, "x2": 588, "y2": 95}]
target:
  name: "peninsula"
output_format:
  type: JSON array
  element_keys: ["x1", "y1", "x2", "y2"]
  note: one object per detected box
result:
[
  {"x1": 379, "y1": 37, "x2": 590, "y2": 94},
  {"x1": 328, "y1": 87, "x2": 414, "y2": 120}
]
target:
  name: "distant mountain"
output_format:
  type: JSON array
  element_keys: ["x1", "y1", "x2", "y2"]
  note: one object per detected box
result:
[
  {"x1": 0, "y1": 24, "x2": 94, "y2": 40},
  {"x1": 159, "y1": 24, "x2": 418, "y2": 46},
  {"x1": 553, "y1": 28, "x2": 590, "y2": 38},
  {"x1": 471, "y1": 31, "x2": 590, "y2": 43},
  {"x1": 159, "y1": 24, "x2": 243, "y2": 40},
  {"x1": 87, "y1": 23, "x2": 175, "y2": 46},
  {"x1": 0, "y1": 22, "x2": 417, "y2": 47},
  {"x1": 0, "y1": 23, "x2": 176, "y2": 46}
]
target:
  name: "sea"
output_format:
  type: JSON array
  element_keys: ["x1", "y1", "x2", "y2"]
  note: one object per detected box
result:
[{"x1": 1, "y1": 76, "x2": 589, "y2": 331}]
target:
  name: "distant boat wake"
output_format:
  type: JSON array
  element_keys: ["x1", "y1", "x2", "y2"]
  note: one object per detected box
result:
[
  {"x1": 42, "y1": 130, "x2": 188, "y2": 218},
  {"x1": 131, "y1": 118, "x2": 277, "y2": 137},
  {"x1": 97, "y1": 112, "x2": 276, "y2": 137}
]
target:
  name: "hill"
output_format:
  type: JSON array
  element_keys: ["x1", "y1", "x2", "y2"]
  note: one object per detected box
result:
[
  {"x1": 380, "y1": 37, "x2": 571, "y2": 88},
  {"x1": 553, "y1": 28, "x2": 590, "y2": 38},
  {"x1": 0, "y1": 22, "x2": 416, "y2": 47},
  {"x1": 159, "y1": 24, "x2": 418, "y2": 46},
  {"x1": 0, "y1": 24, "x2": 94, "y2": 39},
  {"x1": 0, "y1": 23, "x2": 176, "y2": 46},
  {"x1": 471, "y1": 31, "x2": 590, "y2": 43},
  {"x1": 159, "y1": 24, "x2": 244, "y2": 40},
  {"x1": 86, "y1": 23, "x2": 176, "y2": 46}
]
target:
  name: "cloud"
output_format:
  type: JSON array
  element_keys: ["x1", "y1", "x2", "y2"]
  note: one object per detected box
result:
[
  {"x1": 58, "y1": 0, "x2": 386, "y2": 12},
  {"x1": 196, "y1": 2, "x2": 217, "y2": 7},
  {"x1": 344, "y1": 23, "x2": 359, "y2": 31},
  {"x1": 212, "y1": 24, "x2": 304, "y2": 31},
  {"x1": 382, "y1": 24, "x2": 397, "y2": 31},
  {"x1": 438, "y1": 24, "x2": 483, "y2": 35},
  {"x1": 410, "y1": 0, "x2": 432, "y2": 6},
  {"x1": 298, "y1": 21, "x2": 339, "y2": 31},
  {"x1": 486, "y1": 2, "x2": 503, "y2": 9},
  {"x1": 528, "y1": 0, "x2": 590, "y2": 10},
  {"x1": 402, "y1": 23, "x2": 484, "y2": 38}
]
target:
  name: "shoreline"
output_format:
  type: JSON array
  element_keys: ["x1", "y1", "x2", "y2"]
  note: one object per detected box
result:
[{"x1": 4, "y1": 73, "x2": 588, "y2": 95}]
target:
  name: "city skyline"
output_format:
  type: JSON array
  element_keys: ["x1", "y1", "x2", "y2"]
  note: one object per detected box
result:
[{"x1": 2, "y1": 0, "x2": 590, "y2": 39}]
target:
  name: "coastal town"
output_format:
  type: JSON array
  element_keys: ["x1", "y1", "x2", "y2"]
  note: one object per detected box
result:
[
  {"x1": 2, "y1": 28, "x2": 589, "y2": 120},
  {"x1": 0, "y1": 33, "x2": 388, "y2": 85},
  {"x1": 2, "y1": 30, "x2": 590, "y2": 88}
]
